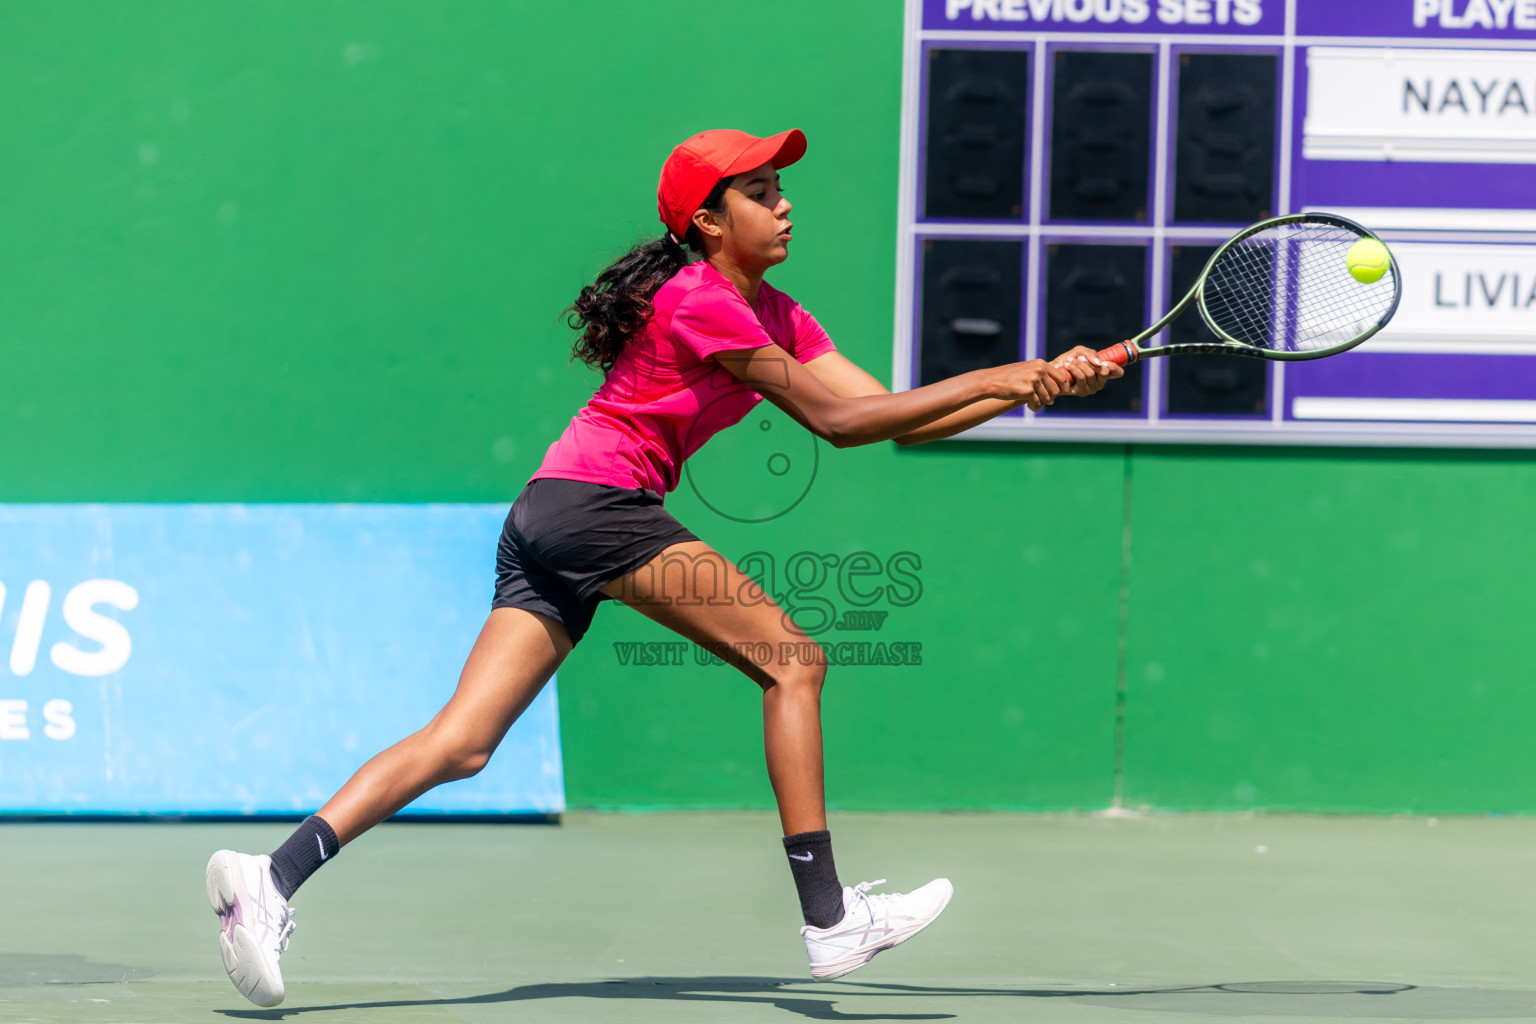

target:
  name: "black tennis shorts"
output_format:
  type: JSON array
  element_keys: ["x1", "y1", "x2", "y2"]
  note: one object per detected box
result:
[{"x1": 493, "y1": 478, "x2": 699, "y2": 645}]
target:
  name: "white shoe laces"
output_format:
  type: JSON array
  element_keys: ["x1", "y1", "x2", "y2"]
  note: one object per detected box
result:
[
  {"x1": 274, "y1": 906, "x2": 297, "y2": 954},
  {"x1": 252, "y1": 856, "x2": 297, "y2": 955},
  {"x1": 849, "y1": 879, "x2": 892, "y2": 916}
]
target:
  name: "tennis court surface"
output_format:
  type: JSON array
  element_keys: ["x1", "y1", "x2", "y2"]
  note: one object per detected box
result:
[{"x1": 7, "y1": 811, "x2": 1536, "y2": 1024}]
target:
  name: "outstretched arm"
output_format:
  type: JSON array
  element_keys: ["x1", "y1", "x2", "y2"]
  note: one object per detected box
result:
[
  {"x1": 798, "y1": 352, "x2": 1020, "y2": 445},
  {"x1": 782, "y1": 349, "x2": 1122, "y2": 446},
  {"x1": 714, "y1": 345, "x2": 1077, "y2": 448}
]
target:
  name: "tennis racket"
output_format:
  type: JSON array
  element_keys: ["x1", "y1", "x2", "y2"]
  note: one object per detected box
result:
[{"x1": 1096, "y1": 213, "x2": 1402, "y2": 366}]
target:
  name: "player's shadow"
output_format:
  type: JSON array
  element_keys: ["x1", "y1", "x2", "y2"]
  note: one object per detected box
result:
[
  {"x1": 216, "y1": 976, "x2": 1536, "y2": 1021},
  {"x1": 216, "y1": 976, "x2": 951, "y2": 1021}
]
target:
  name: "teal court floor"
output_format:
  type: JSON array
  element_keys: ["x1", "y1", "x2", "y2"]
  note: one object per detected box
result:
[{"x1": 5, "y1": 812, "x2": 1536, "y2": 1023}]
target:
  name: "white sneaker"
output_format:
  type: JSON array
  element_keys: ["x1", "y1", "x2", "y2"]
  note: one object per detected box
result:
[
  {"x1": 801, "y1": 877, "x2": 953, "y2": 981},
  {"x1": 205, "y1": 851, "x2": 296, "y2": 1007}
]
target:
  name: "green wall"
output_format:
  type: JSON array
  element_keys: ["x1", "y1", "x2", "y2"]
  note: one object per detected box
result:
[{"x1": 5, "y1": 1, "x2": 1533, "y2": 814}]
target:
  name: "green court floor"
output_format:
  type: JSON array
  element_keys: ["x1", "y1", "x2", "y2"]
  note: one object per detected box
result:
[{"x1": 5, "y1": 812, "x2": 1536, "y2": 1023}]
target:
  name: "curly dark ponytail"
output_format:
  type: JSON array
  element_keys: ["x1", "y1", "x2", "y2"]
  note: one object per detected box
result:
[{"x1": 567, "y1": 177, "x2": 732, "y2": 373}]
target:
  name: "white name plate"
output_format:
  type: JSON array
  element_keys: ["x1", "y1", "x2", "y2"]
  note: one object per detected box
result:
[{"x1": 1305, "y1": 47, "x2": 1536, "y2": 164}]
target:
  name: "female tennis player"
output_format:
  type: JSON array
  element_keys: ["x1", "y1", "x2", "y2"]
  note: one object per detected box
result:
[{"x1": 205, "y1": 127, "x2": 1121, "y2": 1007}]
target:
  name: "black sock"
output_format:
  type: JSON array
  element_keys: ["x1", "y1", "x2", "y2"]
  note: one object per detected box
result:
[
  {"x1": 267, "y1": 815, "x2": 340, "y2": 901},
  {"x1": 783, "y1": 829, "x2": 845, "y2": 929}
]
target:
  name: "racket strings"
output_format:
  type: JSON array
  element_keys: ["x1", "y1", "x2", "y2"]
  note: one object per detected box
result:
[
  {"x1": 1202, "y1": 223, "x2": 1397, "y2": 353},
  {"x1": 1212, "y1": 230, "x2": 1367, "y2": 350}
]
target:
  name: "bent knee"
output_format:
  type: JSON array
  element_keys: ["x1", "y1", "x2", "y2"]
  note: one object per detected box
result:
[
  {"x1": 448, "y1": 748, "x2": 492, "y2": 780},
  {"x1": 422, "y1": 728, "x2": 495, "y2": 781},
  {"x1": 764, "y1": 658, "x2": 826, "y2": 697}
]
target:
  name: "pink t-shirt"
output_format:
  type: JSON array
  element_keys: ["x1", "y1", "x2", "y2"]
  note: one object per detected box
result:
[{"x1": 532, "y1": 262, "x2": 837, "y2": 494}]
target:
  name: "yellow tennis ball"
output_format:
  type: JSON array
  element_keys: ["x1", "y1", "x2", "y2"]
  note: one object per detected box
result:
[{"x1": 1346, "y1": 238, "x2": 1391, "y2": 284}]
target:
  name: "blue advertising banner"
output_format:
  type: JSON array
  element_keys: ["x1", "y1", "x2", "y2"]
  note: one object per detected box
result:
[{"x1": 0, "y1": 505, "x2": 564, "y2": 817}]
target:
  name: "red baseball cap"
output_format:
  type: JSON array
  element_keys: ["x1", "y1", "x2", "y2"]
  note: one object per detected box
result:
[{"x1": 657, "y1": 128, "x2": 807, "y2": 239}]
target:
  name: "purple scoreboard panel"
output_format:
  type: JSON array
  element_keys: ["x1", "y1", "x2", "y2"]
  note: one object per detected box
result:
[{"x1": 897, "y1": 0, "x2": 1536, "y2": 446}]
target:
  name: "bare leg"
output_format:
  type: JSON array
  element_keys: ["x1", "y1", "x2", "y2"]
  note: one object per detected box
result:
[
  {"x1": 317, "y1": 607, "x2": 571, "y2": 845},
  {"x1": 601, "y1": 541, "x2": 827, "y2": 835}
]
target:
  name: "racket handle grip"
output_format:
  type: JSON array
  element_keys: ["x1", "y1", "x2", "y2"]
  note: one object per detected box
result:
[{"x1": 1098, "y1": 341, "x2": 1139, "y2": 366}]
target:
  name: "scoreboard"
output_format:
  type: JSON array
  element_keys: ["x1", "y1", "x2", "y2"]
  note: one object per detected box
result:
[{"x1": 895, "y1": 0, "x2": 1536, "y2": 446}]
